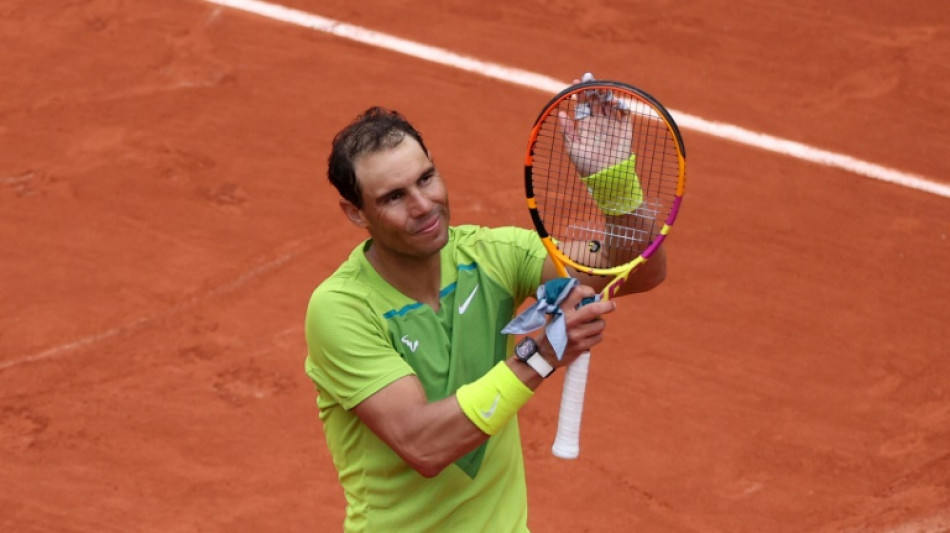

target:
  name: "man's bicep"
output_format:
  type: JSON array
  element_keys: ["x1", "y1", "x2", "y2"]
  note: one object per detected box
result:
[
  {"x1": 351, "y1": 375, "x2": 429, "y2": 437},
  {"x1": 539, "y1": 244, "x2": 666, "y2": 296},
  {"x1": 351, "y1": 374, "x2": 477, "y2": 467},
  {"x1": 540, "y1": 253, "x2": 608, "y2": 292},
  {"x1": 614, "y1": 243, "x2": 666, "y2": 295}
]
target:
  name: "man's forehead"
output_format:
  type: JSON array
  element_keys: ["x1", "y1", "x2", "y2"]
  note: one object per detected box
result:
[{"x1": 354, "y1": 137, "x2": 431, "y2": 187}]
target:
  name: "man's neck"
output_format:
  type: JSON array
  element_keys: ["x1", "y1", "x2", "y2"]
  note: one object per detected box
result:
[{"x1": 365, "y1": 243, "x2": 443, "y2": 311}]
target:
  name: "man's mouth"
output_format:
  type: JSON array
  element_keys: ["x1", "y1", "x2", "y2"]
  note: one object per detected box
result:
[{"x1": 413, "y1": 213, "x2": 442, "y2": 235}]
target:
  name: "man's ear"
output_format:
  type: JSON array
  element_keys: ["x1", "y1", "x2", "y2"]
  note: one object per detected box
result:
[{"x1": 340, "y1": 198, "x2": 367, "y2": 228}]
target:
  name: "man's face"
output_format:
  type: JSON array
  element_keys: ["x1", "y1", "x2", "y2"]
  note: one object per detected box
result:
[{"x1": 347, "y1": 137, "x2": 450, "y2": 259}]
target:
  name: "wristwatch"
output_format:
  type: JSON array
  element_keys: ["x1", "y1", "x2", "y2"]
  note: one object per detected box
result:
[{"x1": 514, "y1": 337, "x2": 555, "y2": 378}]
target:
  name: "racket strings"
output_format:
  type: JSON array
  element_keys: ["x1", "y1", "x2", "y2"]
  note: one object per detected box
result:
[{"x1": 531, "y1": 86, "x2": 681, "y2": 270}]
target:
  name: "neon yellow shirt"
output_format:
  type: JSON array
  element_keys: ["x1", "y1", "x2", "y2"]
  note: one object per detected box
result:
[{"x1": 305, "y1": 225, "x2": 546, "y2": 532}]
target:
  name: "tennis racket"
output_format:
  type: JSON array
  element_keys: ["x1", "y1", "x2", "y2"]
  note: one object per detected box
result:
[{"x1": 523, "y1": 77, "x2": 686, "y2": 459}]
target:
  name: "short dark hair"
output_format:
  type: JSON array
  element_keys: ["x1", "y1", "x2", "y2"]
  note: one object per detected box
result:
[{"x1": 327, "y1": 106, "x2": 429, "y2": 208}]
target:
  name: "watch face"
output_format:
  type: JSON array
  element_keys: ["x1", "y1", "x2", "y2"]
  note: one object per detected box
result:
[{"x1": 516, "y1": 338, "x2": 537, "y2": 359}]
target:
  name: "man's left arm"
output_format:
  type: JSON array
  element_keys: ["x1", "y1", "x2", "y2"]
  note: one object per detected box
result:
[{"x1": 540, "y1": 243, "x2": 666, "y2": 298}]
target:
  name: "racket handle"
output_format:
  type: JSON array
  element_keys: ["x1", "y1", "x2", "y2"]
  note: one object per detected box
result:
[{"x1": 551, "y1": 350, "x2": 591, "y2": 459}]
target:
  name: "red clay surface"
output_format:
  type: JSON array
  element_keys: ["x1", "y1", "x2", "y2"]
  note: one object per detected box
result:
[{"x1": 2, "y1": 1, "x2": 949, "y2": 531}]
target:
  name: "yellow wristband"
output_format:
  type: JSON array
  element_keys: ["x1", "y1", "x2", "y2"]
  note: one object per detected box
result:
[
  {"x1": 456, "y1": 361, "x2": 534, "y2": 435},
  {"x1": 580, "y1": 155, "x2": 643, "y2": 215}
]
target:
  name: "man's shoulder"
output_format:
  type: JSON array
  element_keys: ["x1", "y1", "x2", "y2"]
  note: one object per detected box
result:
[
  {"x1": 449, "y1": 225, "x2": 545, "y2": 263},
  {"x1": 450, "y1": 224, "x2": 536, "y2": 247},
  {"x1": 309, "y1": 243, "x2": 375, "y2": 305}
]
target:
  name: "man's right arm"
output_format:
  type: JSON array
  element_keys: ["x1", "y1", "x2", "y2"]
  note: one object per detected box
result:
[
  {"x1": 350, "y1": 283, "x2": 613, "y2": 477},
  {"x1": 352, "y1": 374, "x2": 489, "y2": 478}
]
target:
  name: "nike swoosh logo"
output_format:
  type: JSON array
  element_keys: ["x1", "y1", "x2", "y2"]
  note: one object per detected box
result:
[
  {"x1": 480, "y1": 393, "x2": 501, "y2": 419},
  {"x1": 458, "y1": 284, "x2": 479, "y2": 314}
]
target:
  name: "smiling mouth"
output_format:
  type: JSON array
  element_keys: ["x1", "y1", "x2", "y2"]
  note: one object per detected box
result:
[{"x1": 413, "y1": 213, "x2": 442, "y2": 235}]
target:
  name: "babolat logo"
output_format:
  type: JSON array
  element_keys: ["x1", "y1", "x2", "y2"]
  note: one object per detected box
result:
[{"x1": 400, "y1": 335, "x2": 419, "y2": 353}]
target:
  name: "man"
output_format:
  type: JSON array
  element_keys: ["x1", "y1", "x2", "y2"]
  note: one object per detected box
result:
[{"x1": 305, "y1": 84, "x2": 666, "y2": 532}]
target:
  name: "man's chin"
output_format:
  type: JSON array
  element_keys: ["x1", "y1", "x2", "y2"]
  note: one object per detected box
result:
[
  {"x1": 421, "y1": 224, "x2": 449, "y2": 250},
  {"x1": 407, "y1": 211, "x2": 449, "y2": 253}
]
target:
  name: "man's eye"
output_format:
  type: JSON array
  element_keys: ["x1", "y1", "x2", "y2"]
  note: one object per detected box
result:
[{"x1": 385, "y1": 192, "x2": 402, "y2": 203}]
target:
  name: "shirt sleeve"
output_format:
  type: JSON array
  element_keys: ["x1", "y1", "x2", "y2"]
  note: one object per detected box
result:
[{"x1": 304, "y1": 284, "x2": 415, "y2": 410}]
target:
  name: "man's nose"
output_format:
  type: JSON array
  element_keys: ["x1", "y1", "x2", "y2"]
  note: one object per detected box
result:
[{"x1": 407, "y1": 188, "x2": 433, "y2": 216}]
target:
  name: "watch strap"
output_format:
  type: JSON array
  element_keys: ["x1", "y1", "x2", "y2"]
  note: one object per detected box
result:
[{"x1": 523, "y1": 352, "x2": 555, "y2": 378}]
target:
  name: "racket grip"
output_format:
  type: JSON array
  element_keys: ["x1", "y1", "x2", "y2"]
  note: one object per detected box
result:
[{"x1": 551, "y1": 350, "x2": 591, "y2": 459}]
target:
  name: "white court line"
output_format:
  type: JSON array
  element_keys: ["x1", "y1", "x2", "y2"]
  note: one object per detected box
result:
[
  {"x1": 202, "y1": 0, "x2": 950, "y2": 200},
  {"x1": 0, "y1": 246, "x2": 305, "y2": 373}
]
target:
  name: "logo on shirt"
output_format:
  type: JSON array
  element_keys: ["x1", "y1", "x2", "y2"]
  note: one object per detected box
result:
[
  {"x1": 400, "y1": 335, "x2": 419, "y2": 353},
  {"x1": 458, "y1": 283, "x2": 479, "y2": 314}
]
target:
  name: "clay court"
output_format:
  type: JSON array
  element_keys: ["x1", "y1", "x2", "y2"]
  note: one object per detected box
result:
[{"x1": 2, "y1": 1, "x2": 948, "y2": 531}]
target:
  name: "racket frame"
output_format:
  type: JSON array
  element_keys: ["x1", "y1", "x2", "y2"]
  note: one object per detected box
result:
[
  {"x1": 522, "y1": 80, "x2": 687, "y2": 458},
  {"x1": 524, "y1": 80, "x2": 686, "y2": 295}
]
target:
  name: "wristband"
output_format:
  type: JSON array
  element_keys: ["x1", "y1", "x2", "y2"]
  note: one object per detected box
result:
[
  {"x1": 456, "y1": 361, "x2": 534, "y2": 436},
  {"x1": 580, "y1": 155, "x2": 643, "y2": 216}
]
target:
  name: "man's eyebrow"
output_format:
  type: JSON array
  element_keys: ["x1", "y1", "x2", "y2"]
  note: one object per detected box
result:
[
  {"x1": 419, "y1": 164, "x2": 436, "y2": 179},
  {"x1": 374, "y1": 184, "x2": 404, "y2": 203},
  {"x1": 374, "y1": 164, "x2": 437, "y2": 203}
]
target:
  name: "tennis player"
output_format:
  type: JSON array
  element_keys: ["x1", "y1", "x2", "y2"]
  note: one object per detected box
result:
[{"x1": 305, "y1": 90, "x2": 666, "y2": 531}]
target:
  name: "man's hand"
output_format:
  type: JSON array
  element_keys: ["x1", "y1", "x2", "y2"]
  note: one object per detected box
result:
[
  {"x1": 556, "y1": 73, "x2": 633, "y2": 177},
  {"x1": 535, "y1": 282, "x2": 616, "y2": 368}
]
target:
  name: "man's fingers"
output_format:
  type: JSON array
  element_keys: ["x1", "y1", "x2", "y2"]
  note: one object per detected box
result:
[
  {"x1": 563, "y1": 285, "x2": 616, "y2": 319},
  {"x1": 564, "y1": 283, "x2": 596, "y2": 307},
  {"x1": 557, "y1": 110, "x2": 576, "y2": 146}
]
